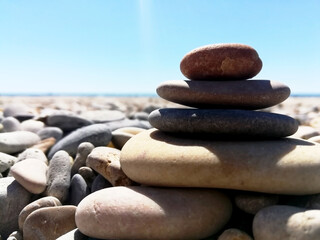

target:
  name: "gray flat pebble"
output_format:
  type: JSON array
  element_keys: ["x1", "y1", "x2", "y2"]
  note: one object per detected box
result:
[
  {"x1": 91, "y1": 174, "x2": 112, "y2": 192},
  {"x1": 45, "y1": 151, "x2": 71, "y2": 203},
  {"x1": 37, "y1": 126, "x2": 63, "y2": 140},
  {"x1": 47, "y1": 113, "x2": 93, "y2": 131},
  {"x1": 2, "y1": 117, "x2": 21, "y2": 132},
  {"x1": 0, "y1": 131, "x2": 40, "y2": 154},
  {"x1": 68, "y1": 174, "x2": 90, "y2": 206},
  {"x1": 48, "y1": 124, "x2": 112, "y2": 159},
  {"x1": 0, "y1": 177, "x2": 32, "y2": 239}
]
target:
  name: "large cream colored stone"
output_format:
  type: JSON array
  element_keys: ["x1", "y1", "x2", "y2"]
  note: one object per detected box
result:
[
  {"x1": 253, "y1": 205, "x2": 320, "y2": 240},
  {"x1": 75, "y1": 186, "x2": 232, "y2": 240},
  {"x1": 120, "y1": 129, "x2": 320, "y2": 195}
]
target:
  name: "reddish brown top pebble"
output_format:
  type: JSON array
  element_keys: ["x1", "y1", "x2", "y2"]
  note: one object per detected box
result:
[{"x1": 180, "y1": 43, "x2": 262, "y2": 80}]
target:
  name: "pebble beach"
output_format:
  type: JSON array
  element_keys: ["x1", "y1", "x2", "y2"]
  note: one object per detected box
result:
[{"x1": 2, "y1": 43, "x2": 320, "y2": 240}]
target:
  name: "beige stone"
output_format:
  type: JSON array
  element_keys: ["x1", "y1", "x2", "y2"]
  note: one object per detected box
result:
[
  {"x1": 86, "y1": 147, "x2": 133, "y2": 186},
  {"x1": 23, "y1": 205, "x2": 76, "y2": 240},
  {"x1": 112, "y1": 127, "x2": 145, "y2": 149},
  {"x1": 18, "y1": 196, "x2": 61, "y2": 230},
  {"x1": 218, "y1": 228, "x2": 253, "y2": 240},
  {"x1": 75, "y1": 186, "x2": 232, "y2": 239},
  {"x1": 121, "y1": 129, "x2": 320, "y2": 194},
  {"x1": 253, "y1": 205, "x2": 320, "y2": 240},
  {"x1": 30, "y1": 137, "x2": 56, "y2": 153},
  {"x1": 10, "y1": 158, "x2": 48, "y2": 194}
]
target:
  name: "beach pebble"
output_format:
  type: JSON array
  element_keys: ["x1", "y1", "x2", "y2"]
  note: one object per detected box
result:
[
  {"x1": 76, "y1": 186, "x2": 232, "y2": 239},
  {"x1": 87, "y1": 147, "x2": 133, "y2": 186},
  {"x1": 68, "y1": 174, "x2": 90, "y2": 206},
  {"x1": 31, "y1": 137, "x2": 56, "y2": 153},
  {"x1": 0, "y1": 131, "x2": 40, "y2": 154},
  {"x1": 180, "y1": 43, "x2": 262, "y2": 80},
  {"x1": 0, "y1": 177, "x2": 32, "y2": 239},
  {"x1": 18, "y1": 196, "x2": 61, "y2": 230},
  {"x1": 80, "y1": 110, "x2": 125, "y2": 123},
  {"x1": 10, "y1": 158, "x2": 48, "y2": 194},
  {"x1": 104, "y1": 118, "x2": 151, "y2": 131},
  {"x1": 91, "y1": 174, "x2": 112, "y2": 192},
  {"x1": 20, "y1": 119, "x2": 45, "y2": 133},
  {"x1": 1, "y1": 117, "x2": 21, "y2": 132},
  {"x1": 17, "y1": 148, "x2": 48, "y2": 164},
  {"x1": 121, "y1": 129, "x2": 320, "y2": 194},
  {"x1": 217, "y1": 228, "x2": 253, "y2": 240},
  {"x1": 234, "y1": 192, "x2": 279, "y2": 214},
  {"x1": 71, "y1": 142, "x2": 95, "y2": 176},
  {"x1": 37, "y1": 126, "x2": 63, "y2": 140},
  {"x1": 45, "y1": 151, "x2": 71, "y2": 203},
  {"x1": 3, "y1": 104, "x2": 35, "y2": 121},
  {"x1": 149, "y1": 108, "x2": 298, "y2": 138},
  {"x1": 78, "y1": 166, "x2": 96, "y2": 188},
  {"x1": 253, "y1": 205, "x2": 320, "y2": 240},
  {"x1": 47, "y1": 113, "x2": 93, "y2": 131},
  {"x1": 0, "y1": 152, "x2": 17, "y2": 173},
  {"x1": 131, "y1": 111, "x2": 149, "y2": 120},
  {"x1": 111, "y1": 127, "x2": 145, "y2": 149},
  {"x1": 23, "y1": 205, "x2": 77, "y2": 240},
  {"x1": 56, "y1": 229, "x2": 88, "y2": 240},
  {"x1": 48, "y1": 124, "x2": 112, "y2": 158},
  {"x1": 291, "y1": 125, "x2": 320, "y2": 139},
  {"x1": 157, "y1": 80, "x2": 290, "y2": 109}
]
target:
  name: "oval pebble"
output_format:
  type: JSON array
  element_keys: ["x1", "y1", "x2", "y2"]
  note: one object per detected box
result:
[
  {"x1": 2, "y1": 117, "x2": 21, "y2": 132},
  {"x1": 10, "y1": 158, "x2": 48, "y2": 194},
  {"x1": 91, "y1": 174, "x2": 112, "y2": 192},
  {"x1": 68, "y1": 174, "x2": 90, "y2": 206},
  {"x1": 253, "y1": 205, "x2": 320, "y2": 240},
  {"x1": 80, "y1": 110, "x2": 125, "y2": 123},
  {"x1": 47, "y1": 113, "x2": 93, "y2": 132},
  {"x1": 157, "y1": 80, "x2": 290, "y2": 109},
  {"x1": 20, "y1": 119, "x2": 45, "y2": 133},
  {"x1": 23, "y1": 205, "x2": 77, "y2": 240},
  {"x1": 37, "y1": 126, "x2": 63, "y2": 141},
  {"x1": 48, "y1": 124, "x2": 112, "y2": 159},
  {"x1": 18, "y1": 196, "x2": 61, "y2": 230},
  {"x1": 0, "y1": 131, "x2": 40, "y2": 154},
  {"x1": 76, "y1": 186, "x2": 232, "y2": 239},
  {"x1": 45, "y1": 150, "x2": 71, "y2": 203},
  {"x1": 180, "y1": 43, "x2": 262, "y2": 80}
]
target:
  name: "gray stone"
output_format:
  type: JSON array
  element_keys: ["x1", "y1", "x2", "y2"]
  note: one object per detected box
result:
[
  {"x1": 3, "y1": 104, "x2": 35, "y2": 121},
  {"x1": 0, "y1": 177, "x2": 32, "y2": 239},
  {"x1": 71, "y1": 142, "x2": 95, "y2": 176},
  {"x1": 0, "y1": 131, "x2": 40, "y2": 154},
  {"x1": 45, "y1": 151, "x2": 71, "y2": 203},
  {"x1": 56, "y1": 229, "x2": 88, "y2": 240},
  {"x1": 20, "y1": 119, "x2": 45, "y2": 133},
  {"x1": 68, "y1": 174, "x2": 90, "y2": 206},
  {"x1": 253, "y1": 205, "x2": 320, "y2": 240},
  {"x1": 157, "y1": 80, "x2": 290, "y2": 109},
  {"x1": 48, "y1": 124, "x2": 112, "y2": 159},
  {"x1": 104, "y1": 118, "x2": 151, "y2": 131},
  {"x1": 78, "y1": 167, "x2": 96, "y2": 189},
  {"x1": 2, "y1": 117, "x2": 21, "y2": 132},
  {"x1": 91, "y1": 174, "x2": 112, "y2": 192},
  {"x1": 80, "y1": 110, "x2": 125, "y2": 123},
  {"x1": 131, "y1": 111, "x2": 149, "y2": 121},
  {"x1": 47, "y1": 113, "x2": 93, "y2": 131},
  {"x1": 0, "y1": 152, "x2": 17, "y2": 173},
  {"x1": 149, "y1": 108, "x2": 298, "y2": 138},
  {"x1": 37, "y1": 126, "x2": 63, "y2": 140},
  {"x1": 17, "y1": 148, "x2": 48, "y2": 164}
]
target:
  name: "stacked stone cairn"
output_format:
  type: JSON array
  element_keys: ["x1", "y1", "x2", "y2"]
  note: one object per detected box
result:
[{"x1": 76, "y1": 44, "x2": 320, "y2": 240}]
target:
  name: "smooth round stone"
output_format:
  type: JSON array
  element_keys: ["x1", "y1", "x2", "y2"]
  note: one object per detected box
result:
[
  {"x1": 3, "y1": 104, "x2": 35, "y2": 121},
  {"x1": 0, "y1": 177, "x2": 32, "y2": 239},
  {"x1": 111, "y1": 127, "x2": 146, "y2": 149},
  {"x1": 0, "y1": 152, "x2": 17, "y2": 173},
  {"x1": 86, "y1": 147, "x2": 133, "y2": 186},
  {"x1": 17, "y1": 148, "x2": 48, "y2": 164},
  {"x1": 48, "y1": 124, "x2": 112, "y2": 159},
  {"x1": 45, "y1": 151, "x2": 71, "y2": 203},
  {"x1": 80, "y1": 110, "x2": 125, "y2": 123},
  {"x1": 10, "y1": 158, "x2": 48, "y2": 194},
  {"x1": 157, "y1": 80, "x2": 290, "y2": 109},
  {"x1": 253, "y1": 205, "x2": 320, "y2": 240},
  {"x1": 18, "y1": 196, "x2": 61, "y2": 230},
  {"x1": 180, "y1": 43, "x2": 262, "y2": 80},
  {"x1": 78, "y1": 166, "x2": 96, "y2": 189},
  {"x1": 37, "y1": 126, "x2": 63, "y2": 140},
  {"x1": 91, "y1": 174, "x2": 112, "y2": 192},
  {"x1": 47, "y1": 113, "x2": 93, "y2": 132},
  {"x1": 68, "y1": 174, "x2": 90, "y2": 206},
  {"x1": 217, "y1": 228, "x2": 253, "y2": 240},
  {"x1": 20, "y1": 119, "x2": 45, "y2": 133},
  {"x1": 121, "y1": 129, "x2": 320, "y2": 194},
  {"x1": 23, "y1": 205, "x2": 77, "y2": 240},
  {"x1": 149, "y1": 108, "x2": 298, "y2": 138},
  {"x1": 71, "y1": 142, "x2": 95, "y2": 176},
  {"x1": 76, "y1": 186, "x2": 232, "y2": 239},
  {"x1": 0, "y1": 131, "x2": 40, "y2": 154},
  {"x1": 234, "y1": 192, "x2": 279, "y2": 214},
  {"x1": 2, "y1": 117, "x2": 21, "y2": 132},
  {"x1": 56, "y1": 229, "x2": 88, "y2": 240}
]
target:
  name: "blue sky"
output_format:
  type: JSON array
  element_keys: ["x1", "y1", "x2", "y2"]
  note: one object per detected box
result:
[{"x1": 0, "y1": 0, "x2": 319, "y2": 95}]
